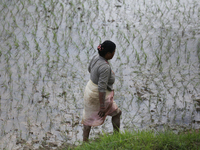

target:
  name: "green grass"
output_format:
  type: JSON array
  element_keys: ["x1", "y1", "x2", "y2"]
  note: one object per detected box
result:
[{"x1": 70, "y1": 129, "x2": 200, "y2": 150}]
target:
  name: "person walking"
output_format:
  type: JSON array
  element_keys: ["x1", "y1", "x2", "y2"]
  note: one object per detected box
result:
[{"x1": 81, "y1": 40, "x2": 122, "y2": 142}]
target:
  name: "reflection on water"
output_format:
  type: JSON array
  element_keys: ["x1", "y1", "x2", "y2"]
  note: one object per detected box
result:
[{"x1": 0, "y1": 0, "x2": 200, "y2": 149}]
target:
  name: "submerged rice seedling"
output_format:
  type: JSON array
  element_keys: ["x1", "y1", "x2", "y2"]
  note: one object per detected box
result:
[{"x1": 0, "y1": 0, "x2": 200, "y2": 148}]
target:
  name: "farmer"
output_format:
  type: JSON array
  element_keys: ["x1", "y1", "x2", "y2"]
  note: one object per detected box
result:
[{"x1": 81, "y1": 40, "x2": 122, "y2": 142}]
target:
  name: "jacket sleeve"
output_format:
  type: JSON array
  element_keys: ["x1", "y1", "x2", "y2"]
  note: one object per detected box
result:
[{"x1": 97, "y1": 64, "x2": 111, "y2": 92}]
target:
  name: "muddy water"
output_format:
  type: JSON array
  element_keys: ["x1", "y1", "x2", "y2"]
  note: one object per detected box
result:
[{"x1": 0, "y1": 0, "x2": 200, "y2": 149}]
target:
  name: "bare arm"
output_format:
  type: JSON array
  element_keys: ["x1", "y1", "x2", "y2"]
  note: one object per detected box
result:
[{"x1": 98, "y1": 92, "x2": 106, "y2": 117}]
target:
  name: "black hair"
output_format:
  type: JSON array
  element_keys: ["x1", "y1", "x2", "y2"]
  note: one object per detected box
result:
[{"x1": 97, "y1": 40, "x2": 116, "y2": 57}]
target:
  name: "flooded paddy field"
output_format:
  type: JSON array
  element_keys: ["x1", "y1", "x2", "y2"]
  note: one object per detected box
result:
[{"x1": 0, "y1": 0, "x2": 200, "y2": 149}]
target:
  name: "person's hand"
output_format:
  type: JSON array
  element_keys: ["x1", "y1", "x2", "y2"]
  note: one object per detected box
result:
[{"x1": 98, "y1": 107, "x2": 106, "y2": 118}]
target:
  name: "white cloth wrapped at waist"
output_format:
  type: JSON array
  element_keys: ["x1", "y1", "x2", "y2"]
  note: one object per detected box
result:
[{"x1": 82, "y1": 80, "x2": 118, "y2": 127}]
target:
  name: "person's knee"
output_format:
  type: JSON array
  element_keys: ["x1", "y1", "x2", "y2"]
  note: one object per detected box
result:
[
  {"x1": 84, "y1": 125, "x2": 91, "y2": 130},
  {"x1": 114, "y1": 109, "x2": 122, "y2": 117},
  {"x1": 118, "y1": 109, "x2": 122, "y2": 116}
]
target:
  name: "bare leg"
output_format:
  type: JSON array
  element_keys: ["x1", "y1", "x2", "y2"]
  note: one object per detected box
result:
[
  {"x1": 83, "y1": 125, "x2": 91, "y2": 142},
  {"x1": 112, "y1": 110, "x2": 122, "y2": 133}
]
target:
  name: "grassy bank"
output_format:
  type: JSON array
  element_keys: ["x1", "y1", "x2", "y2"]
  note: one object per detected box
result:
[{"x1": 70, "y1": 129, "x2": 200, "y2": 150}]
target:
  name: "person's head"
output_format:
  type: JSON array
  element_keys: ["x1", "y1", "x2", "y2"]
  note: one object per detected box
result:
[{"x1": 97, "y1": 40, "x2": 116, "y2": 60}]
